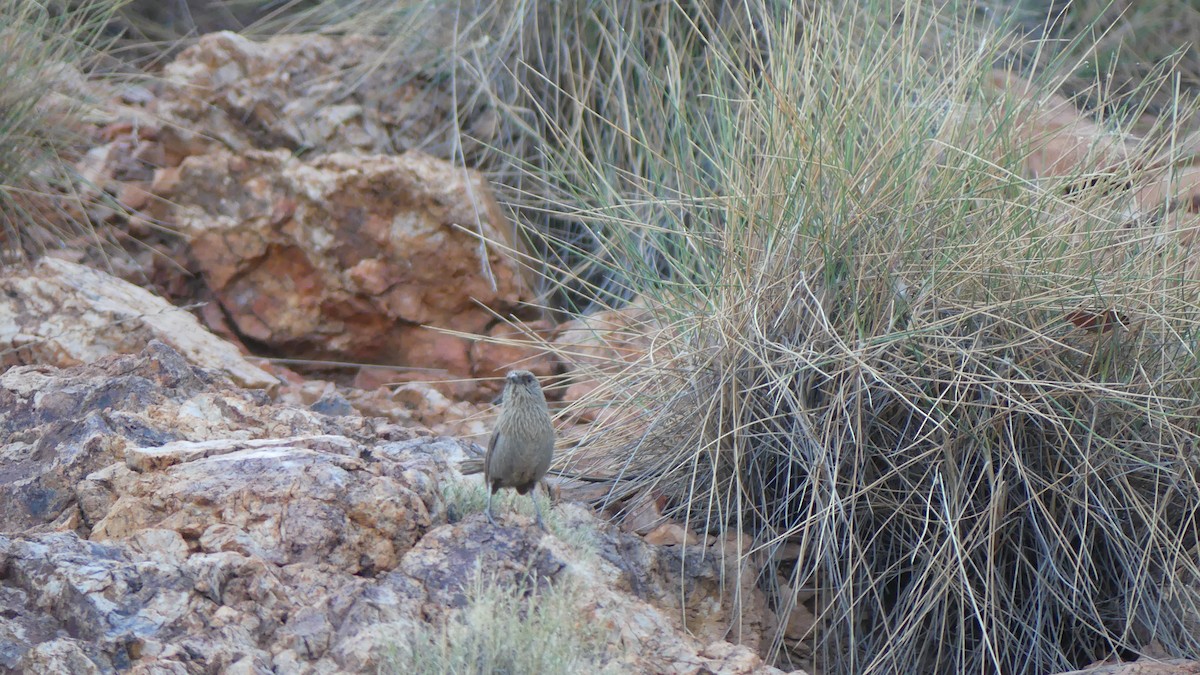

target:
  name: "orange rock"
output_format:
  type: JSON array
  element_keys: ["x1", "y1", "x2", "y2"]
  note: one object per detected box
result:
[
  {"x1": 117, "y1": 182, "x2": 151, "y2": 211},
  {"x1": 352, "y1": 366, "x2": 399, "y2": 391},
  {"x1": 985, "y1": 70, "x2": 1135, "y2": 179},
  {"x1": 560, "y1": 379, "x2": 603, "y2": 421},
  {"x1": 620, "y1": 494, "x2": 666, "y2": 535},
  {"x1": 390, "y1": 381, "x2": 491, "y2": 438},
  {"x1": 149, "y1": 166, "x2": 181, "y2": 195},
  {"x1": 470, "y1": 319, "x2": 559, "y2": 390},
  {"x1": 163, "y1": 149, "x2": 533, "y2": 376},
  {"x1": 552, "y1": 297, "x2": 659, "y2": 372},
  {"x1": 552, "y1": 297, "x2": 668, "y2": 425},
  {"x1": 783, "y1": 602, "x2": 816, "y2": 642},
  {"x1": 644, "y1": 523, "x2": 709, "y2": 547}
]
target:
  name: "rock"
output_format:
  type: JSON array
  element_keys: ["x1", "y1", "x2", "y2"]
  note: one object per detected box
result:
[
  {"x1": 14, "y1": 638, "x2": 103, "y2": 674},
  {"x1": 0, "y1": 258, "x2": 276, "y2": 390},
  {"x1": 352, "y1": 366, "x2": 484, "y2": 403},
  {"x1": 154, "y1": 31, "x2": 491, "y2": 163},
  {"x1": 553, "y1": 298, "x2": 660, "y2": 375},
  {"x1": 0, "y1": 341, "x2": 409, "y2": 533},
  {"x1": 309, "y1": 390, "x2": 355, "y2": 417},
  {"x1": 391, "y1": 512, "x2": 788, "y2": 675},
  {"x1": 701, "y1": 641, "x2": 786, "y2": 675},
  {"x1": 620, "y1": 492, "x2": 668, "y2": 535},
  {"x1": 161, "y1": 148, "x2": 534, "y2": 375},
  {"x1": 78, "y1": 125, "x2": 160, "y2": 195},
  {"x1": 1, "y1": 506, "x2": 787, "y2": 675},
  {"x1": 0, "y1": 342, "x2": 209, "y2": 532},
  {"x1": 0, "y1": 341, "x2": 787, "y2": 673},
  {"x1": 270, "y1": 377, "x2": 495, "y2": 439},
  {"x1": 389, "y1": 381, "x2": 491, "y2": 439},
  {"x1": 350, "y1": 366, "x2": 398, "y2": 392},
  {"x1": 782, "y1": 602, "x2": 816, "y2": 643},
  {"x1": 643, "y1": 523, "x2": 710, "y2": 547},
  {"x1": 983, "y1": 71, "x2": 1135, "y2": 180},
  {"x1": 605, "y1": 523, "x2": 772, "y2": 655},
  {"x1": 92, "y1": 439, "x2": 439, "y2": 575}
]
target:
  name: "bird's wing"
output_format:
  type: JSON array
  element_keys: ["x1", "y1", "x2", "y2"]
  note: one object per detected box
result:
[{"x1": 483, "y1": 428, "x2": 499, "y2": 483}]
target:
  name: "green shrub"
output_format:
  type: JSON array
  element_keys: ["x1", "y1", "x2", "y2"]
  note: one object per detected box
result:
[{"x1": 383, "y1": 571, "x2": 611, "y2": 674}]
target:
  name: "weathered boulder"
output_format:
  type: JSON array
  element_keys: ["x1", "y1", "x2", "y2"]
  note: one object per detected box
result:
[
  {"x1": 154, "y1": 31, "x2": 494, "y2": 163},
  {"x1": 1, "y1": 519, "x2": 789, "y2": 674},
  {"x1": 63, "y1": 31, "x2": 555, "y2": 393},
  {"x1": 0, "y1": 342, "x2": 217, "y2": 533},
  {"x1": 0, "y1": 258, "x2": 274, "y2": 389},
  {"x1": 0, "y1": 341, "x2": 407, "y2": 534},
  {"x1": 90, "y1": 437, "x2": 439, "y2": 575},
  {"x1": 160, "y1": 148, "x2": 534, "y2": 376}
]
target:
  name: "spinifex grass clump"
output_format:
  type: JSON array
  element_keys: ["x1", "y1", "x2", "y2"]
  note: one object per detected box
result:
[
  {"x1": 0, "y1": 0, "x2": 122, "y2": 264},
  {"x1": 436, "y1": 0, "x2": 1200, "y2": 672}
]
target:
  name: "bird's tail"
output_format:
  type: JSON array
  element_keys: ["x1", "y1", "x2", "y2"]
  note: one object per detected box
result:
[{"x1": 459, "y1": 458, "x2": 485, "y2": 475}]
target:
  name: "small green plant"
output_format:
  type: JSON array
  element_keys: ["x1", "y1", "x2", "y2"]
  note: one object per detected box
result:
[
  {"x1": 383, "y1": 570, "x2": 611, "y2": 674},
  {"x1": 442, "y1": 478, "x2": 596, "y2": 551}
]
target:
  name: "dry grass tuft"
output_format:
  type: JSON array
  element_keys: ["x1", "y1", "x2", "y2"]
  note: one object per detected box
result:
[
  {"x1": 1047, "y1": 0, "x2": 1200, "y2": 132},
  {"x1": 384, "y1": 570, "x2": 611, "y2": 674},
  {"x1": 429, "y1": 1, "x2": 1200, "y2": 672},
  {"x1": 0, "y1": 0, "x2": 125, "y2": 266}
]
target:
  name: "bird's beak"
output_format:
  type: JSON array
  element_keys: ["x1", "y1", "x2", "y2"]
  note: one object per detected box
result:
[{"x1": 492, "y1": 391, "x2": 504, "y2": 406}]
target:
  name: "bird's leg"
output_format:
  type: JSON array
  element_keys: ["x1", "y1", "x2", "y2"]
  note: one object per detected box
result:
[
  {"x1": 486, "y1": 487, "x2": 498, "y2": 527},
  {"x1": 532, "y1": 486, "x2": 548, "y2": 532}
]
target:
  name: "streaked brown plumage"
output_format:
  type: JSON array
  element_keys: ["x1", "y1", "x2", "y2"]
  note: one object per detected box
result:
[{"x1": 485, "y1": 369, "x2": 556, "y2": 529}]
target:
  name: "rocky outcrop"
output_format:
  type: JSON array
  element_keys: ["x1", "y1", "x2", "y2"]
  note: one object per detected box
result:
[
  {"x1": 154, "y1": 31, "x2": 494, "y2": 163},
  {"x1": 0, "y1": 340, "x2": 392, "y2": 534},
  {"x1": 0, "y1": 258, "x2": 274, "y2": 390},
  {"x1": 158, "y1": 148, "x2": 536, "y2": 375},
  {"x1": 0, "y1": 342, "x2": 793, "y2": 674},
  {"x1": 69, "y1": 30, "x2": 552, "y2": 391}
]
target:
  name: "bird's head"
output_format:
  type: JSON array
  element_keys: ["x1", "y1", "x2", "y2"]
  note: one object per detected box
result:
[
  {"x1": 497, "y1": 369, "x2": 542, "y2": 405},
  {"x1": 506, "y1": 370, "x2": 537, "y2": 388}
]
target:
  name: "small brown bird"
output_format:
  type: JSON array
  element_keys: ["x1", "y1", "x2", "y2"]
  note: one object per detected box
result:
[{"x1": 485, "y1": 369, "x2": 556, "y2": 529}]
